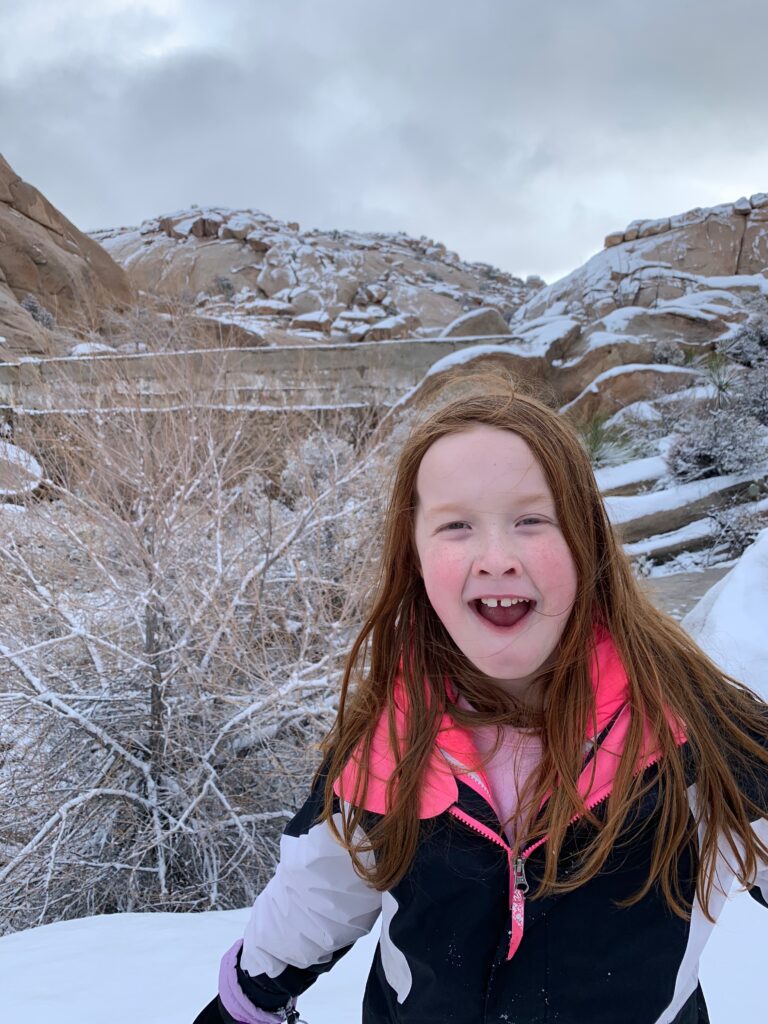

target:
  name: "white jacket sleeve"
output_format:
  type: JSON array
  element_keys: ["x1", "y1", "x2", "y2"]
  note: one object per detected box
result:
[{"x1": 241, "y1": 809, "x2": 381, "y2": 978}]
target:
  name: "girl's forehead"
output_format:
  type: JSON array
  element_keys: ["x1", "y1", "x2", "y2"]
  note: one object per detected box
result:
[{"x1": 416, "y1": 426, "x2": 553, "y2": 503}]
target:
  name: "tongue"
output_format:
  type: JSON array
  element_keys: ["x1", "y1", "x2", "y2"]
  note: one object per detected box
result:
[{"x1": 476, "y1": 601, "x2": 530, "y2": 627}]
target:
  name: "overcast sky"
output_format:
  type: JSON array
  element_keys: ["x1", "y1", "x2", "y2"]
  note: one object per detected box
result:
[{"x1": 2, "y1": 0, "x2": 767, "y2": 282}]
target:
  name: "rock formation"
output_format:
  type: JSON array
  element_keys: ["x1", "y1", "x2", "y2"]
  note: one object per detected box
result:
[
  {"x1": 447, "y1": 194, "x2": 768, "y2": 425},
  {"x1": 0, "y1": 154, "x2": 132, "y2": 359},
  {"x1": 93, "y1": 207, "x2": 533, "y2": 345},
  {"x1": 520, "y1": 196, "x2": 768, "y2": 323}
]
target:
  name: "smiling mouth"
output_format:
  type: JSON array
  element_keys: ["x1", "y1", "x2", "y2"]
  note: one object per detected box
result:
[{"x1": 471, "y1": 598, "x2": 534, "y2": 628}]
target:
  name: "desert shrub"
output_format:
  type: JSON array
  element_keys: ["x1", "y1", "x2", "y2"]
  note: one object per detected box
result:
[
  {"x1": 20, "y1": 293, "x2": 55, "y2": 329},
  {"x1": 740, "y1": 362, "x2": 768, "y2": 426},
  {"x1": 214, "y1": 275, "x2": 235, "y2": 299},
  {"x1": 709, "y1": 502, "x2": 768, "y2": 558},
  {"x1": 579, "y1": 415, "x2": 637, "y2": 468},
  {"x1": 725, "y1": 305, "x2": 768, "y2": 368},
  {"x1": 653, "y1": 340, "x2": 686, "y2": 366},
  {"x1": 630, "y1": 555, "x2": 654, "y2": 579},
  {"x1": 665, "y1": 408, "x2": 766, "y2": 481},
  {"x1": 0, "y1": 337, "x2": 387, "y2": 932},
  {"x1": 701, "y1": 353, "x2": 744, "y2": 409}
]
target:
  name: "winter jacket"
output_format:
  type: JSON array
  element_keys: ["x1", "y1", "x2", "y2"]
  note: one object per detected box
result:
[{"x1": 198, "y1": 634, "x2": 768, "y2": 1024}]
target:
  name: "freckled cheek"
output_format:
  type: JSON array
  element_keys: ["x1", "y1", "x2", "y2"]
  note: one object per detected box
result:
[
  {"x1": 421, "y1": 547, "x2": 469, "y2": 607},
  {"x1": 534, "y1": 541, "x2": 578, "y2": 605}
]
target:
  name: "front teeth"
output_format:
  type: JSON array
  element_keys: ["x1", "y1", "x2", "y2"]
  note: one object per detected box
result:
[{"x1": 479, "y1": 597, "x2": 527, "y2": 608}]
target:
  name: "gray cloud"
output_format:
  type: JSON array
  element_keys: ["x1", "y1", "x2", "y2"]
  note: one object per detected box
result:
[{"x1": 2, "y1": 0, "x2": 767, "y2": 280}]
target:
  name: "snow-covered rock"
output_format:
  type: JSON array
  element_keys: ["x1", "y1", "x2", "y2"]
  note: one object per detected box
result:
[
  {"x1": 0, "y1": 439, "x2": 43, "y2": 498},
  {"x1": 69, "y1": 341, "x2": 117, "y2": 356},
  {"x1": 517, "y1": 198, "x2": 768, "y2": 325},
  {"x1": 93, "y1": 207, "x2": 532, "y2": 344},
  {"x1": 444, "y1": 306, "x2": 510, "y2": 337}
]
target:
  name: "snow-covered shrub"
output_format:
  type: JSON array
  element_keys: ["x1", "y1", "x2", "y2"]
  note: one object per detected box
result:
[
  {"x1": 280, "y1": 434, "x2": 356, "y2": 502},
  {"x1": 726, "y1": 306, "x2": 768, "y2": 368},
  {"x1": 214, "y1": 275, "x2": 235, "y2": 299},
  {"x1": 653, "y1": 339, "x2": 686, "y2": 366},
  {"x1": 665, "y1": 408, "x2": 766, "y2": 481},
  {"x1": 20, "y1": 293, "x2": 54, "y2": 329},
  {"x1": 630, "y1": 555, "x2": 653, "y2": 579},
  {"x1": 100, "y1": 298, "x2": 241, "y2": 353},
  {"x1": 709, "y1": 503, "x2": 768, "y2": 558},
  {"x1": 740, "y1": 362, "x2": 768, "y2": 426},
  {"x1": 0, "y1": 327, "x2": 386, "y2": 932}
]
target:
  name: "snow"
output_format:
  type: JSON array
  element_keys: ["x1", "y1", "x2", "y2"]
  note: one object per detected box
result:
[
  {"x1": 624, "y1": 517, "x2": 713, "y2": 558},
  {"x1": 510, "y1": 315, "x2": 581, "y2": 356},
  {"x1": 606, "y1": 383, "x2": 718, "y2": 429},
  {"x1": 0, "y1": 871, "x2": 762, "y2": 1022},
  {"x1": 595, "y1": 455, "x2": 666, "y2": 493},
  {"x1": 604, "y1": 471, "x2": 756, "y2": 526},
  {"x1": 0, "y1": 439, "x2": 44, "y2": 496},
  {"x1": 69, "y1": 341, "x2": 117, "y2": 356},
  {"x1": 423, "y1": 343, "x2": 521, "y2": 377},
  {"x1": 0, "y1": 909, "x2": 379, "y2": 1024},
  {"x1": 683, "y1": 529, "x2": 768, "y2": 697}
]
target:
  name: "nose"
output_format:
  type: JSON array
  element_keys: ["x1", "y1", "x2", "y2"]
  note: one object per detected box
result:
[{"x1": 473, "y1": 530, "x2": 521, "y2": 578}]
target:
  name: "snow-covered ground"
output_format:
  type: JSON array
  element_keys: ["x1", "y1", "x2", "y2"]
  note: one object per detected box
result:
[
  {"x1": 1, "y1": 535, "x2": 766, "y2": 1023},
  {"x1": 0, "y1": 894, "x2": 763, "y2": 1023}
]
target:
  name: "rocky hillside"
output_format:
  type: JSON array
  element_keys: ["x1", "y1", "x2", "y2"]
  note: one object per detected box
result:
[
  {"x1": 92, "y1": 207, "x2": 540, "y2": 345},
  {"x1": 0, "y1": 154, "x2": 132, "y2": 358},
  {"x1": 3, "y1": 175, "x2": 767, "y2": 578},
  {"x1": 91, "y1": 195, "x2": 768, "y2": 430},
  {"x1": 496, "y1": 195, "x2": 768, "y2": 423}
]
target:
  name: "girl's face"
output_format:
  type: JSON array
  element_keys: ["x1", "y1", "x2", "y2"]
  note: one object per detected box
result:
[{"x1": 413, "y1": 425, "x2": 578, "y2": 705}]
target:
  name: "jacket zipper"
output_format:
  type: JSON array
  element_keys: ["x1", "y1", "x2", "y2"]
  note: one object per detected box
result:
[{"x1": 448, "y1": 746, "x2": 667, "y2": 961}]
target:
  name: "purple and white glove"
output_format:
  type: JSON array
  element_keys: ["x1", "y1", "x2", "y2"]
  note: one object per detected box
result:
[{"x1": 218, "y1": 940, "x2": 299, "y2": 1024}]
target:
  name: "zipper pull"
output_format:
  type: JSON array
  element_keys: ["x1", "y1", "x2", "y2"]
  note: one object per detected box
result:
[
  {"x1": 514, "y1": 855, "x2": 529, "y2": 893},
  {"x1": 507, "y1": 856, "x2": 529, "y2": 960}
]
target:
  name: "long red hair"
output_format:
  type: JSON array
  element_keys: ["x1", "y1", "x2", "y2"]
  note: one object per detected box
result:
[{"x1": 321, "y1": 372, "x2": 768, "y2": 917}]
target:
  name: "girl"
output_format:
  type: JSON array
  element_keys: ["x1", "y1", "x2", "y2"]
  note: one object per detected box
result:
[{"x1": 195, "y1": 377, "x2": 768, "y2": 1024}]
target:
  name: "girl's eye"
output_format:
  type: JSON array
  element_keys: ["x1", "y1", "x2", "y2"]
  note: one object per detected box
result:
[
  {"x1": 517, "y1": 516, "x2": 548, "y2": 526},
  {"x1": 441, "y1": 521, "x2": 470, "y2": 531}
]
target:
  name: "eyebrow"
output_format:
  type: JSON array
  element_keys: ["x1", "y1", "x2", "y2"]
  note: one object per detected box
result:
[{"x1": 422, "y1": 496, "x2": 554, "y2": 516}]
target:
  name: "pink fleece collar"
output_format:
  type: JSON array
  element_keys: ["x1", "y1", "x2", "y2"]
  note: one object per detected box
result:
[{"x1": 333, "y1": 632, "x2": 685, "y2": 818}]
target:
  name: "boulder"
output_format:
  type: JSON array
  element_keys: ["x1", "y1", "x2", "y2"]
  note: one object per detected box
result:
[
  {"x1": 218, "y1": 214, "x2": 257, "y2": 240},
  {"x1": 637, "y1": 217, "x2": 671, "y2": 238},
  {"x1": 290, "y1": 310, "x2": 331, "y2": 333},
  {"x1": 257, "y1": 260, "x2": 298, "y2": 297},
  {"x1": 288, "y1": 287, "x2": 324, "y2": 315},
  {"x1": 0, "y1": 153, "x2": 132, "y2": 357},
  {"x1": 445, "y1": 306, "x2": 511, "y2": 338},
  {"x1": 641, "y1": 211, "x2": 747, "y2": 277},
  {"x1": 0, "y1": 290, "x2": 49, "y2": 355},
  {"x1": 553, "y1": 339, "x2": 658, "y2": 404},
  {"x1": 246, "y1": 231, "x2": 271, "y2": 253},
  {"x1": 363, "y1": 313, "x2": 421, "y2": 341},
  {"x1": 739, "y1": 209, "x2": 768, "y2": 273},
  {"x1": 561, "y1": 365, "x2": 701, "y2": 424}
]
